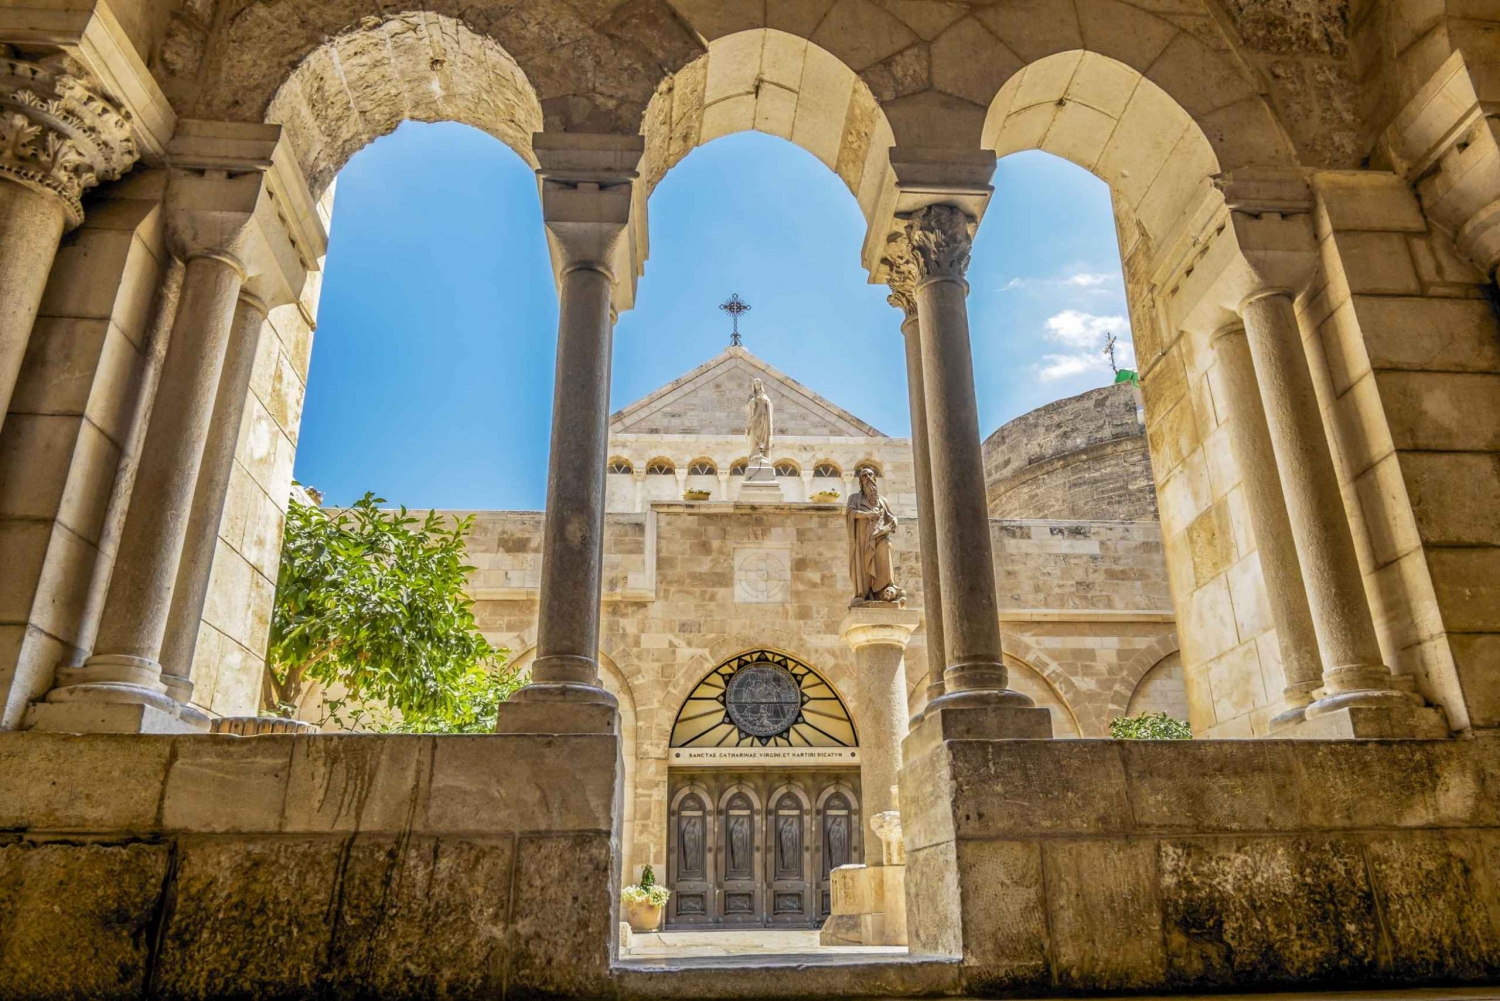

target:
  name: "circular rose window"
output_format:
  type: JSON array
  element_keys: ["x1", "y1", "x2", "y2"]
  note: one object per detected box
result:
[{"x1": 724, "y1": 662, "x2": 801, "y2": 737}]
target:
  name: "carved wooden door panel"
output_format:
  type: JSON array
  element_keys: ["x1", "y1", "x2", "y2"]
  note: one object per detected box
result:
[
  {"x1": 668, "y1": 792, "x2": 713, "y2": 927},
  {"x1": 818, "y1": 791, "x2": 855, "y2": 923},
  {"x1": 718, "y1": 791, "x2": 761, "y2": 925},
  {"x1": 767, "y1": 791, "x2": 813, "y2": 926}
]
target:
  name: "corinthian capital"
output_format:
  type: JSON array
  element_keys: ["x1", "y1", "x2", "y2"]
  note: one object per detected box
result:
[
  {"x1": 0, "y1": 55, "x2": 138, "y2": 228},
  {"x1": 903, "y1": 204, "x2": 976, "y2": 284},
  {"x1": 881, "y1": 231, "x2": 920, "y2": 320}
]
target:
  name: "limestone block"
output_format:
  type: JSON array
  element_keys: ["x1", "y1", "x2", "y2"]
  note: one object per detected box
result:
[
  {"x1": 1332, "y1": 230, "x2": 1423, "y2": 295},
  {"x1": 163, "y1": 734, "x2": 295, "y2": 832},
  {"x1": 0, "y1": 842, "x2": 169, "y2": 1000},
  {"x1": 1353, "y1": 296, "x2": 1500, "y2": 374},
  {"x1": 1325, "y1": 373, "x2": 1395, "y2": 480},
  {"x1": 952, "y1": 839, "x2": 1050, "y2": 994},
  {"x1": 282, "y1": 733, "x2": 433, "y2": 833},
  {"x1": 1205, "y1": 640, "x2": 1269, "y2": 723},
  {"x1": 509, "y1": 832, "x2": 616, "y2": 998},
  {"x1": 1121, "y1": 740, "x2": 1294, "y2": 833},
  {"x1": 1287, "y1": 704, "x2": 1450, "y2": 740},
  {"x1": 942, "y1": 738, "x2": 1131, "y2": 839},
  {"x1": 0, "y1": 732, "x2": 171, "y2": 831},
  {"x1": 929, "y1": 17, "x2": 1020, "y2": 108},
  {"x1": 973, "y1": 0, "x2": 1082, "y2": 63},
  {"x1": 1366, "y1": 831, "x2": 1500, "y2": 979},
  {"x1": 1042, "y1": 839, "x2": 1167, "y2": 990},
  {"x1": 1376, "y1": 370, "x2": 1500, "y2": 452},
  {"x1": 1096, "y1": 74, "x2": 1194, "y2": 208},
  {"x1": 426, "y1": 734, "x2": 618, "y2": 833},
  {"x1": 1157, "y1": 836, "x2": 1381, "y2": 985},
  {"x1": 328, "y1": 834, "x2": 515, "y2": 998},
  {"x1": 154, "y1": 836, "x2": 350, "y2": 999}
]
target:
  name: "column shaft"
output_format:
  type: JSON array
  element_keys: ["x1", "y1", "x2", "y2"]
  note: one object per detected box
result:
[
  {"x1": 1238, "y1": 290, "x2": 1401, "y2": 711},
  {"x1": 526, "y1": 263, "x2": 617, "y2": 703},
  {"x1": 60, "y1": 254, "x2": 244, "y2": 707},
  {"x1": 159, "y1": 293, "x2": 269, "y2": 721},
  {"x1": 856, "y1": 641, "x2": 909, "y2": 823},
  {"x1": 899, "y1": 312, "x2": 946, "y2": 711},
  {"x1": 0, "y1": 182, "x2": 67, "y2": 428},
  {"x1": 915, "y1": 275, "x2": 1011, "y2": 698},
  {"x1": 1210, "y1": 325, "x2": 1323, "y2": 724}
]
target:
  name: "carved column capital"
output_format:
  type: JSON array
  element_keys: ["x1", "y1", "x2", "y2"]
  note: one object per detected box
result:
[
  {"x1": 902, "y1": 204, "x2": 976, "y2": 286},
  {"x1": 0, "y1": 54, "x2": 138, "y2": 228},
  {"x1": 881, "y1": 231, "x2": 921, "y2": 321}
]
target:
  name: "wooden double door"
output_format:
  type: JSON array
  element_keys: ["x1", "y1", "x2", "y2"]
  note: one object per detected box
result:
[{"x1": 666, "y1": 770, "x2": 861, "y2": 929}]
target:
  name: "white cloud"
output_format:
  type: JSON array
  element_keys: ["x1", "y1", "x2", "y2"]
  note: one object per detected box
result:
[
  {"x1": 998, "y1": 271, "x2": 1116, "y2": 293},
  {"x1": 1036, "y1": 309, "x2": 1135, "y2": 382}
]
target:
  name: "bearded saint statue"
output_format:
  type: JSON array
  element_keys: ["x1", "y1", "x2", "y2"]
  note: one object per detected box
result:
[
  {"x1": 745, "y1": 378, "x2": 772, "y2": 460},
  {"x1": 846, "y1": 467, "x2": 905, "y2": 604}
]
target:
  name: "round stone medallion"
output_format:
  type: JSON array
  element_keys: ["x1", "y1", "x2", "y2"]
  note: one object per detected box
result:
[{"x1": 724, "y1": 663, "x2": 801, "y2": 737}]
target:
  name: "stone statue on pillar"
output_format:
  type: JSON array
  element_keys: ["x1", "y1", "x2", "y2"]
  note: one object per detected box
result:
[
  {"x1": 745, "y1": 378, "x2": 772, "y2": 459},
  {"x1": 846, "y1": 467, "x2": 905, "y2": 605}
]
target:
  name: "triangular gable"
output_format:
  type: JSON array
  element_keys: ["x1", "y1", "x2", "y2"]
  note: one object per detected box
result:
[{"x1": 609, "y1": 346, "x2": 885, "y2": 437}]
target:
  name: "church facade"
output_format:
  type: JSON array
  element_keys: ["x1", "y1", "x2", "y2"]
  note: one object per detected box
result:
[{"x1": 390, "y1": 346, "x2": 1182, "y2": 928}]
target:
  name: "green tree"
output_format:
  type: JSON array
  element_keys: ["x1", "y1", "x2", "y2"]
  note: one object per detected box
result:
[
  {"x1": 265, "y1": 490, "x2": 520, "y2": 732},
  {"x1": 1109, "y1": 711, "x2": 1192, "y2": 740}
]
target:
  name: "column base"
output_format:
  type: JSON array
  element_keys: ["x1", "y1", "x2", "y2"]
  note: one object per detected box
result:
[
  {"x1": 495, "y1": 699, "x2": 618, "y2": 735},
  {"x1": 818, "y1": 862, "x2": 907, "y2": 947},
  {"x1": 49, "y1": 654, "x2": 181, "y2": 714},
  {"x1": 25, "y1": 700, "x2": 200, "y2": 734},
  {"x1": 906, "y1": 701, "x2": 1053, "y2": 761},
  {"x1": 1278, "y1": 703, "x2": 1450, "y2": 739}
]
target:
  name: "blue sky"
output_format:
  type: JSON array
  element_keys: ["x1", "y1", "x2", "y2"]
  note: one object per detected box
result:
[{"x1": 296, "y1": 122, "x2": 1132, "y2": 510}]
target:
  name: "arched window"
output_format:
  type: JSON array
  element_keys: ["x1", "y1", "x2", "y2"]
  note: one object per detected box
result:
[
  {"x1": 853, "y1": 462, "x2": 881, "y2": 479},
  {"x1": 668, "y1": 649, "x2": 858, "y2": 749},
  {"x1": 773, "y1": 460, "x2": 800, "y2": 477},
  {"x1": 607, "y1": 458, "x2": 634, "y2": 474},
  {"x1": 729, "y1": 459, "x2": 748, "y2": 476},
  {"x1": 687, "y1": 460, "x2": 717, "y2": 475},
  {"x1": 812, "y1": 462, "x2": 840, "y2": 478},
  {"x1": 646, "y1": 459, "x2": 675, "y2": 475}
]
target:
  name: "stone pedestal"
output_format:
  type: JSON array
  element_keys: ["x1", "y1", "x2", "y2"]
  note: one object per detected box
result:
[
  {"x1": 819, "y1": 862, "x2": 908, "y2": 947},
  {"x1": 736, "y1": 455, "x2": 782, "y2": 501},
  {"x1": 25, "y1": 701, "x2": 200, "y2": 734}
]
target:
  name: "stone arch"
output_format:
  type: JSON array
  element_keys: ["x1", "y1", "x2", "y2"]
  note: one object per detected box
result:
[
  {"x1": 1004, "y1": 654, "x2": 1083, "y2": 739},
  {"x1": 982, "y1": 48, "x2": 1292, "y2": 256},
  {"x1": 1125, "y1": 650, "x2": 1189, "y2": 722},
  {"x1": 245, "y1": 12, "x2": 546, "y2": 199},
  {"x1": 1103, "y1": 633, "x2": 1183, "y2": 722},
  {"x1": 641, "y1": 28, "x2": 898, "y2": 229}
]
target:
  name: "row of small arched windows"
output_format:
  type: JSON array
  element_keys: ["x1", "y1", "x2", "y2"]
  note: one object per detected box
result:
[{"x1": 607, "y1": 459, "x2": 864, "y2": 477}]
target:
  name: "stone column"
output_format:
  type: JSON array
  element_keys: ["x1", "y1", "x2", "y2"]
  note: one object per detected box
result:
[
  {"x1": 1237, "y1": 289, "x2": 1425, "y2": 729},
  {"x1": 1208, "y1": 322, "x2": 1323, "y2": 727},
  {"x1": 904, "y1": 205, "x2": 1048, "y2": 736},
  {"x1": 158, "y1": 291, "x2": 270, "y2": 727},
  {"x1": 499, "y1": 134, "x2": 642, "y2": 735},
  {"x1": 883, "y1": 240, "x2": 946, "y2": 719},
  {"x1": 632, "y1": 468, "x2": 646, "y2": 512},
  {"x1": 840, "y1": 606, "x2": 920, "y2": 833},
  {"x1": 0, "y1": 55, "x2": 138, "y2": 434},
  {"x1": 39, "y1": 159, "x2": 268, "y2": 733}
]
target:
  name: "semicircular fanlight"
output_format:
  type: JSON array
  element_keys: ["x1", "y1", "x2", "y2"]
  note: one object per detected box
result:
[{"x1": 669, "y1": 650, "x2": 857, "y2": 748}]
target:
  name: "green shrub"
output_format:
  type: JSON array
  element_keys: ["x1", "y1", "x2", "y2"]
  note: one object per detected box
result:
[{"x1": 1109, "y1": 711, "x2": 1192, "y2": 740}]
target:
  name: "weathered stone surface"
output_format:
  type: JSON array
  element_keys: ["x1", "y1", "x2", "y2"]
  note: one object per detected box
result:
[
  {"x1": 0, "y1": 732, "x2": 171, "y2": 831},
  {"x1": 1365, "y1": 831, "x2": 1500, "y2": 981},
  {"x1": 1043, "y1": 839, "x2": 1167, "y2": 990},
  {"x1": 0, "y1": 842, "x2": 169, "y2": 1001},
  {"x1": 509, "y1": 833, "x2": 616, "y2": 998},
  {"x1": 1157, "y1": 836, "x2": 1380, "y2": 986},
  {"x1": 946, "y1": 738, "x2": 1132, "y2": 838},
  {"x1": 154, "y1": 836, "x2": 347, "y2": 999},
  {"x1": 953, "y1": 839, "x2": 1049, "y2": 994}
]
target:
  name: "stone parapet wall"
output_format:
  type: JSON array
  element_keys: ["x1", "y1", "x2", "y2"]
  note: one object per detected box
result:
[
  {"x1": 982, "y1": 384, "x2": 1156, "y2": 521},
  {"x1": 0, "y1": 732, "x2": 621, "y2": 1001},
  {"x1": 901, "y1": 731, "x2": 1500, "y2": 995}
]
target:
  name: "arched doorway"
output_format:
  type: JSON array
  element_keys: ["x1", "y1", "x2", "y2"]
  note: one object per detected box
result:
[{"x1": 664, "y1": 650, "x2": 861, "y2": 929}]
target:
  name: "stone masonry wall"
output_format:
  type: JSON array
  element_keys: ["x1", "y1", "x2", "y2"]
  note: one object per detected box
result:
[{"x1": 983, "y1": 384, "x2": 1157, "y2": 521}]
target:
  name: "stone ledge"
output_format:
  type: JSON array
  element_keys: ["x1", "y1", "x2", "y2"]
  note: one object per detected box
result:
[
  {"x1": 0, "y1": 731, "x2": 620, "y2": 835},
  {"x1": 901, "y1": 737, "x2": 1500, "y2": 851}
]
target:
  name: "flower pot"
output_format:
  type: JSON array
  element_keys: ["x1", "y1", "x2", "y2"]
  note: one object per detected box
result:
[{"x1": 625, "y1": 899, "x2": 663, "y2": 933}]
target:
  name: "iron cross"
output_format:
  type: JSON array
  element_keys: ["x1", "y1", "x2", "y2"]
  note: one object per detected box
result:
[{"x1": 719, "y1": 293, "x2": 751, "y2": 346}]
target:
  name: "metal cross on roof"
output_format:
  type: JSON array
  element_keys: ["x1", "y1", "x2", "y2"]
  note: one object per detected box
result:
[{"x1": 719, "y1": 293, "x2": 751, "y2": 346}]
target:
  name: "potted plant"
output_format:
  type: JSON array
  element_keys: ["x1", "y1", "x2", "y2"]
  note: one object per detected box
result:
[
  {"x1": 683, "y1": 488, "x2": 711, "y2": 501},
  {"x1": 621, "y1": 864, "x2": 671, "y2": 932},
  {"x1": 810, "y1": 489, "x2": 841, "y2": 503}
]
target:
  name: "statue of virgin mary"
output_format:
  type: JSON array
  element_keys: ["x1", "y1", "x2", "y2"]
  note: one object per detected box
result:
[{"x1": 745, "y1": 378, "x2": 773, "y2": 460}]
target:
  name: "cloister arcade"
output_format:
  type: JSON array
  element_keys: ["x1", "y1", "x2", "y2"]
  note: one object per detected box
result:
[{"x1": 2, "y1": 0, "x2": 1499, "y2": 996}]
